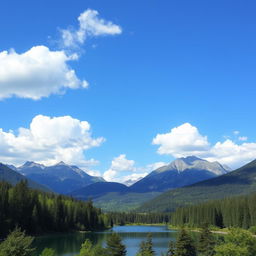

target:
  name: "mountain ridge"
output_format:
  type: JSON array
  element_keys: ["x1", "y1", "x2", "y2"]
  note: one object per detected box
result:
[
  {"x1": 9, "y1": 161, "x2": 105, "y2": 194},
  {"x1": 69, "y1": 156, "x2": 231, "y2": 211},
  {"x1": 0, "y1": 163, "x2": 51, "y2": 192},
  {"x1": 129, "y1": 156, "x2": 230, "y2": 193},
  {"x1": 138, "y1": 158, "x2": 256, "y2": 212}
]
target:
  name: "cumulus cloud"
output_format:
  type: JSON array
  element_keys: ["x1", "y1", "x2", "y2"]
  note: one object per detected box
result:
[
  {"x1": 207, "y1": 140, "x2": 256, "y2": 168},
  {"x1": 152, "y1": 123, "x2": 210, "y2": 157},
  {"x1": 61, "y1": 9, "x2": 122, "y2": 48},
  {"x1": 0, "y1": 115, "x2": 104, "y2": 167},
  {"x1": 103, "y1": 154, "x2": 135, "y2": 181},
  {"x1": 0, "y1": 9, "x2": 122, "y2": 100},
  {"x1": 103, "y1": 154, "x2": 167, "y2": 184},
  {"x1": 0, "y1": 46, "x2": 88, "y2": 100},
  {"x1": 153, "y1": 123, "x2": 256, "y2": 168}
]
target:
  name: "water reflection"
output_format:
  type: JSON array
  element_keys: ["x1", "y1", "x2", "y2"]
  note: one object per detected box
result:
[{"x1": 33, "y1": 225, "x2": 178, "y2": 256}]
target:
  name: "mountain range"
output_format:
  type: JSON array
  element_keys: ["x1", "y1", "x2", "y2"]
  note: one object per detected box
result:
[
  {"x1": 0, "y1": 163, "x2": 51, "y2": 192},
  {"x1": 7, "y1": 155, "x2": 254, "y2": 213},
  {"x1": 9, "y1": 161, "x2": 104, "y2": 194},
  {"x1": 138, "y1": 158, "x2": 256, "y2": 212},
  {"x1": 4, "y1": 155, "x2": 256, "y2": 214},
  {"x1": 129, "y1": 156, "x2": 230, "y2": 192},
  {"x1": 70, "y1": 182, "x2": 129, "y2": 200},
  {"x1": 70, "y1": 156, "x2": 231, "y2": 211}
]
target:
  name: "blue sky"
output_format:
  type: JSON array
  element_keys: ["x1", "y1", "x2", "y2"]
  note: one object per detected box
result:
[{"x1": 1, "y1": 0, "x2": 256, "y2": 183}]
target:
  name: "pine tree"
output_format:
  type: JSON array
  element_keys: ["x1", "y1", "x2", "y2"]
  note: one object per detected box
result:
[
  {"x1": 78, "y1": 239, "x2": 93, "y2": 256},
  {"x1": 0, "y1": 228, "x2": 35, "y2": 256},
  {"x1": 166, "y1": 241, "x2": 176, "y2": 256},
  {"x1": 136, "y1": 233, "x2": 155, "y2": 256},
  {"x1": 175, "y1": 228, "x2": 196, "y2": 256},
  {"x1": 39, "y1": 248, "x2": 56, "y2": 256},
  {"x1": 197, "y1": 223, "x2": 215, "y2": 256},
  {"x1": 106, "y1": 233, "x2": 126, "y2": 256}
]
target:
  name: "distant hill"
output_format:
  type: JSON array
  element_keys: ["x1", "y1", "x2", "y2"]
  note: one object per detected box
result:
[
  {"x1": 70, "y1": 181, "x2": 160, "y2": 212},
  {"x1": 70, "y1": 182, "x2": 129, "y2": 200},
  {"x1": 93, "y1": 191, "x2": 161, "y2": 212},
  {"x1": 138, "y1": 159, "x2": 256, "y2": 212},
  {"x1": 130, "y1": 156, "x2": 230, "y2": 192},
  {"x1": 11, "y1": 161, "x2": 104, "y2": 194},
  {"x1": 70, "y1": 156, "x2": 231, "y2": 211},
  {"x1": 0, "y1": 163, "x2": 51, "y2": 192}
]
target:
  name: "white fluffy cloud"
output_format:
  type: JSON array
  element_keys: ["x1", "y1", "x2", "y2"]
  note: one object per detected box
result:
[
  {"x1": 0, "y1": 9, "x2": 122, "y2": 100},
  {"x1": 207, "y1": 140, "x2": 256, "y2": 168},
  {"x1": 0, "y1": 46, "x2": 88, "y2": 100},
  {"x1": 153, "y1": 123, "x2": 256, "y2": 168},
  {"x1": 103, "y1": 154, "x2": 167, "y2": 184},
  {"x1": 61, "y1": 9, "x2": 122, "y2": 48},
  {"x1": 153, "y1": 123, "x2": 210, "y2": 157},
  {"x1": 103, "y1": 154, "x2": 135, "y2": 181},
  {"x1": 0, "y1": 115, "x2": 104, "y2": 167}
]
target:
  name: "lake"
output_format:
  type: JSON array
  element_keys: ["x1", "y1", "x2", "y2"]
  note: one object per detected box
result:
[{"x1": 33, "y1": 225, "x2": 179, "y2": 256}]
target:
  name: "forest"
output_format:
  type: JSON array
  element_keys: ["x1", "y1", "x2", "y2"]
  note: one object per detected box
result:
[
  {"x1": 108, "y1": 212, "x2": 170, "y2": 225},
  {"x1": 0, "y1": 181, "x2": 110, "y2": 238},
  {"x1": 170, "y1": 192, "x2": 256, "y2": 229},
  {"x1": 1, "y1": 225, "x2": 256, "y2": 256}
]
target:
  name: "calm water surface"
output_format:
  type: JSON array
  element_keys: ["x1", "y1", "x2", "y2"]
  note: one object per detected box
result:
[{"x1": 33, "y1": 225, "x2": 179, "y2": 256}]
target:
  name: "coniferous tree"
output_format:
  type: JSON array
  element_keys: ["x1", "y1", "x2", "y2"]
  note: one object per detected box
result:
[
  {"x1": 214, "y1": 228, "x2": 256, "y2": 256},
  {"x1": 136, "y1": 233, "x2": 155, "y2": 256},
  {"x1": 78, "y1": 239, "x2": 93, "y2": 256},
  {"x1": 197, "y1": 223, "x2": 215, "y2": 256},
  {"x1": 77, "y1": 238, "x2": 108, "y2": 256},
  {"x1": 0, "y1": 228, "x2": 35, "y2": 256},
  {"x1": 106, "y1": 233, "x2": 126, "y2": 256},
  {"x1": 39, "y1": 248, "x2": 56, "y2": 256},
  {"x1": 166, "y1": 241, "x2": 176, "y2": 256},
  {"x1": 175, "y1": 228, "x2": 196, "y2": 256},
  {"x1": 0, "y1": 181, "x2": 109, "y2": 237},
  {"x1": 170, "y1": 192, "x2": 256, "y2": 229}
]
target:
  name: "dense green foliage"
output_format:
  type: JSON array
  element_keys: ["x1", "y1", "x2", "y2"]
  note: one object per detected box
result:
[
  {"x1": 39, "y1": 248, "x2": 56, "y2": 256},
  {"x1": 0, "y1": 181, "x2": 109, "y2": 238},
  {"x1": 175, "y1": 228, "x2": 196, "y2": 256},
  {"x1": 139, "y1": 159, "x2": 256, "y2": 212},
  {"x1": 77, "y1": 239, "x2": 108, "y2": 256},
  {"x1": 136, "y1": 233, "x2": 155, "y2": 256},
  {"x1": 214, "y1": 228, "x2": 256, "y2": 256},
  {"x1": 106, "y1": 233, "x2": 127, "y2": 256},
  {"x1": 171, "y1": 192, "x2": 256, "y2": 229},
  {"x1": 2, "y1": 227, "x2": 256, "y2": 256},
  {"x1": 197, "y1": 224, "x2": 215, "y2": 256},
  {"x1": 108, "y1": 212, "x2": 170, "y2": 225},
  {"x1": 0, "y1": 228, "x2": 35, "y2": 256},
  {"x1": 76, "y1": 233, "x2": 126, "y2": 256},
  {"x1": 166, "y1": 241, "x2": 176, "y2": 256},
  {"x1": 162, "y1": 228, "x2": 256, "y2": 256}
]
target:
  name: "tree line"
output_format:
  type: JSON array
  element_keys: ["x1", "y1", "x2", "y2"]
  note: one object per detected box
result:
[
  {"x1": 0, "y1": 181, "x2": 110, "y2": 238},
  {"x1": 2, "y1": 225, "x2": 256, "y2": 256},
  {"x1": 170, "y1": 192, "x2": 256, "y2": 229},
  {"x1": 108, "y1": 212, "x2": 170, "y2": 226}
]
